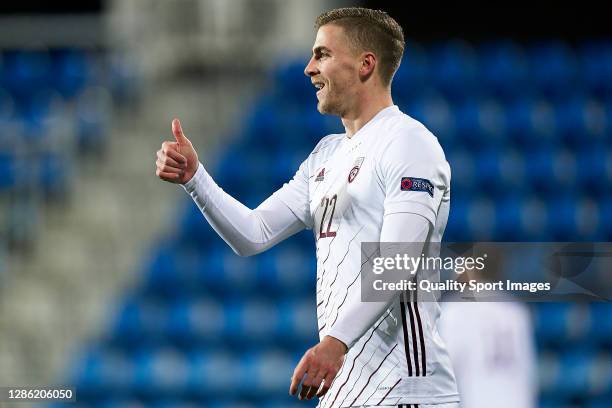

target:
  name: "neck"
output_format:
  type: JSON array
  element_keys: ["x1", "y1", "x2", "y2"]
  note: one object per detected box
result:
[{"x1": 341, "y1": 90, "x2": 394, "y2": 137}]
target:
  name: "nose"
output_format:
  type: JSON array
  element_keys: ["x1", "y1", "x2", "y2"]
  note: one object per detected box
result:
[{"x1": 304, "y1": 56, "x2": 318, "y2": 77}]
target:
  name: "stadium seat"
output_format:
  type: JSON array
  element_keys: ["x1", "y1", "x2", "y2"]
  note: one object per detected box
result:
[
  {"x1": 580, "y1": 41, "x2": 612, "y2": 97},
  {"x1": 528, "y1": 42, "x2": 579, "y2": 99},
  {"x1": 429, "y1": 41, "x2": 479, "y2": 101},
  {"x1": 534, "y1": 304, "x2": 590, "y2": 346},
  {"x1": 478, "y1": 40, "x2": 529, "y2": 100}
]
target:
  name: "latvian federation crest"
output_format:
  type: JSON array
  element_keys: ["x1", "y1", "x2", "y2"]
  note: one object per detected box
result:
[{"x1": 348, "y1": 157, "x2": 365, "y2": 183}]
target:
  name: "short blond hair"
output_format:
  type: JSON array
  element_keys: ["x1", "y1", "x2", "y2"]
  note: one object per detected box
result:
[{"x1": 315, "y1": 7, "x2": 405, "y2": 87}]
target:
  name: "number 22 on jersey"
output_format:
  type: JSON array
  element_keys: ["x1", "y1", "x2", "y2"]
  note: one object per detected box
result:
[{"x1": 318, "y1": 194, "x2": 338, "y2": 239}]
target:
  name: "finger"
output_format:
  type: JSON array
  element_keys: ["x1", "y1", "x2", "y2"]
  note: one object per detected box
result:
[
  {"x1": 156, "y1": 159, "x2": 184, "y2": 174},
  {"x1": 157, "y1": 150, "x2": 185, "y2": 169},
  {"x1": 165, "y1": 147, "x2": 187, "y2": 164},
  {"x1": 299, "y1": 385, "x2": 312, "y2": 401},
  {"x1": 305, "y1": 372, "x2": 325, "y2": 400},
  {"x1": 172, "y1": 118, "x2": 188, "y2": 145},
  {"x1": 300, "y1": 369, "x2": 320, "y2": 400},
  {"x1": 290, "y1": 358, "x2": 309, "y2": 395},
  {"x1": 316, "y1": 371, "x2": 337, "y2": 398},
  {"x1": 156, "y1": 169, "x2": 181, "y2": 182}
]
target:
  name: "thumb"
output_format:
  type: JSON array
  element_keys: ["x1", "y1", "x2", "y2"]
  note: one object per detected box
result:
[{"x1": 172, "y1": 118, "x2": 188, "y2": 145}]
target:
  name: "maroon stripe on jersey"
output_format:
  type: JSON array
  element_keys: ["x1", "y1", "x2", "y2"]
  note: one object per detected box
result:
[
  {"x1": 320, "y1": 225, "x2": 364, "y2": 319},
  {"x1": 317, "y1": 219, "x2": 343, "y2": 283},
  {"x1": 318, "y1": 323, "x2": 326, "y2": 332},
  {"x1": 406, "y1": 301, "x2": 420, "y2": 376},
  {"x1": 362, "y1": 361, "x2": 399, "y2": 406},
  {"x1": 324, "y1": 309, "x2": 394, "y2": 408},
  {"x1": 412, "y1": 301, "x2": 427, "y2": 376},
  {"x1": 348, "y1": 344, "x2": 398, "y2": 406},
  {"x1": 329, "y1": 248, "x2": 377, "y2": 326},
  {"x1": 399, "y1": 294, "x2": 413, "y2": 377},
  {"x1": 374, "y1": 377, "x2": 401, "y2": 406}
]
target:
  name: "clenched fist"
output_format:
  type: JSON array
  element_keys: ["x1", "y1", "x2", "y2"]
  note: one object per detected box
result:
[{"x1": 156, "y1": 119, "x2": 199, "y2": 184}]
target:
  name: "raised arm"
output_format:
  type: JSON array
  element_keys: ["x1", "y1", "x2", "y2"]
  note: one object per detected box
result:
[{"x1": 156, "y1": 119, "x2": 306, "y2": 256}]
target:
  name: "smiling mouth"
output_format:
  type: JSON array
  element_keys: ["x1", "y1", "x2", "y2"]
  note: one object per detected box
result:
[{"x1": 313, "y1": 82, "x2": 325, "y2": 95}]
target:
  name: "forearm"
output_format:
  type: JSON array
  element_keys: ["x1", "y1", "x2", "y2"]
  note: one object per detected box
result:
[
  {"x1": 326, "y1": 212, "x2": 430, "y2": 349},
  {"x1": 183, "y1": 163, "x2": 305, "y2": 256}
]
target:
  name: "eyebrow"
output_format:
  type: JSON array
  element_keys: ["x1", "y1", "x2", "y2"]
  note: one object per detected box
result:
[{"x1": 313, "y1": 46, "x2": 331, "y2": 55}]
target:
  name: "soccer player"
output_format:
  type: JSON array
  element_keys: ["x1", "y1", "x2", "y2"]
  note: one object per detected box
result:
[
  {"x1": 439, "y1": 273, "x2": 536, "y2": 408},
  {"x1": 156, "y1": 7, "x2": 459, "y2": 408}
]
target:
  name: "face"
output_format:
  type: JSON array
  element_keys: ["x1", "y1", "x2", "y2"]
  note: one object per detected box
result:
[{"x1": 304, "y1": 24, "x2": 362, "y2": 116}]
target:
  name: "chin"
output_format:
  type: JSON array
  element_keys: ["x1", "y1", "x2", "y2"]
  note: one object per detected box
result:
[{"x1": 317, "y1": 100, "x2": 338, "y2": 115}]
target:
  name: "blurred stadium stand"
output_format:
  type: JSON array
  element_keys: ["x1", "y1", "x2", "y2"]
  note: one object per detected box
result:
[{"x1": 0, "y1": 1, "x2": 610, "y2": 408}]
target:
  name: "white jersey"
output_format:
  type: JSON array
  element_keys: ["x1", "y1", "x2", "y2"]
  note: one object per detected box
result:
[
  {"x1": 439, "y1": 301, "x2": 536, "y2": 408},
  {"x1": 274, "y1": 105, "x2": 459, "y2": 407}
]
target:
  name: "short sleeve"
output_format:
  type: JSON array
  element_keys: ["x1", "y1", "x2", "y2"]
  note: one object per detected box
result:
[
  {"x1": 379, "y1": 128, "x2": 449, "y2": 227},
  {"x1": 272, "y1": 159, "x2": 313, "y2": 229}
]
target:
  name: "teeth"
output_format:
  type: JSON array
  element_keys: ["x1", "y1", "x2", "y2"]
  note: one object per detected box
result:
[{"x1": 314, "y1": 83, "x2": 324, "y2": 90}]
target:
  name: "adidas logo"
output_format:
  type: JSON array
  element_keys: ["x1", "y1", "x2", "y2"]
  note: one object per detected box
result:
[{"x1": 315, "y1": 168, "x2": 325, "y2": 182}]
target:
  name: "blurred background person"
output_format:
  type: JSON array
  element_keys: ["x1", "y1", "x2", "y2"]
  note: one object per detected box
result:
[{"x1": 438, "y1": 250, "x2": 537, "y2": 408}]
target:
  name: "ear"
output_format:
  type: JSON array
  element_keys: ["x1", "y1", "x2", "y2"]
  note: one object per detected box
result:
[{"x1": 359, "y1": 52, "x2": 377, "y2": 81}]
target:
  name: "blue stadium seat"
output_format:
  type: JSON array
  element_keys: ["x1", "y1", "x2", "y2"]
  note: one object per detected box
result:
[
  {"x1": 75, "y1": 86, "x2": 111, "y2": 154},
  {"x1": 392, "y1": 41, "x2": 430, "y2": 102},
  {"x1": 112, "y1": 298, "x2": 171, "y2": 347},
  {"x1": 277, "y1": 298, "x2": 319, "y2": 349},
  {"x1": 478, "y1": 41, "x2": 529, "y2": 100},
  {"x1": 143, "y1": 244, "x2": 202, "y2": 298},
  {"x1": 496, "y1": 148, "x2": 527, "y2": 192},
  {"x1": 495, "y1": 194, "x2": 524, "y2": 240},
  {"x1": 534, "y1": 304, "x2": 590, "y2": 346},
  {"x1": 588, "y1": 303, "x2": 612, "y2": 345},
  {"x1": 72, "y1": 347, "x2": 135, "y2": 396},
  {"x1": 49, "y1": 49, "x2": 91, "y2": 99},
  {"x1": 243, "y1": 350, "x2": 295, "y2": 395},
  {"x1": 234, "y1": 298, "x2": 281, "y2": 345},
  {"x1": 473, "y1": 148, "x2": 503, "y2": 195},
  {"x1": 551, "y1": 148, "x2": 577, "y2": 191},
  {"x1": 576, "y1": 145, "x2": 610, "y2": 196},
  {"x1": 554, "y1": 95, "x2": 608, "y2": 146},
  {"x1": 555, "y1": 350, "x2": 595, "y2": 398},
  {"x1": 546, "y1": 195, "x2": 580, "y2": 240},
  {"x1": 0, "y1": 50, "x2": 51, "y2": 102},
  {"x1": 132, "y1": 347, "x2": 189, "y2": 398},
  {"x1": 187, "y1": 350, "x2": 240, "y2": 397},
  {"x1": 505, "y1": 98, "x2": 557, "y2": 147},
  {"x1": 429, "y1": 41, "x2": 479, "y2": 101},
  {"x1": 404, "y1": 92, "x2": 455, "y2": 150},
  {"x1": 445, "y1": 148, "x2": 476, "y2": 194},
  {"x1": 168, "y1": 297, "x2": 225, "y2": 345},
  {"x1": 528, "y1": 42, "x2": 579, "y2": 99},
  {"x1": 524, "y1": 148, "x2": 556, "y2": 194},
  {"x1": 273, "y1": 60, "x2": 314, "y2": 107},
  {"x1": 38, "y1": 151, "x2": 72, "y2": 198},
  {"x1": 0, "y1": 151, "x2": 18, "y2": 191},
  {"x1": 444, "y1": 196, "x2": 470, "y2": 241},
  {"x1": 466, "y1": 196, "x2": 496, "y2": 240},
  {"x1": 255, "y1": 245, "x2": 315, "y2": 295},
  {"x1": 580, "y1": 41, "x2": 612, "y2": 98},
  {"x1": 599, "y1": 196, "x2": 612, "y2": 240}
]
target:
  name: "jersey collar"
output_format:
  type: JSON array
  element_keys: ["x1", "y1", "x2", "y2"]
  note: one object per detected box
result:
[{"x1": 344, "y1": 104, "x2": 400, "y2": 143}]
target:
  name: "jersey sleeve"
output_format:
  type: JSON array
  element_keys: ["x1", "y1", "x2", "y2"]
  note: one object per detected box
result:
[
  {"x1": 326, "y1": 212, "x2": 430, "y2": 349},
  {"x1": 271, "y1": 158, "x2": 313, "y2": 229},
  {"x1": 378, "y1": 127, "x2": 450, "y2": 227}
]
